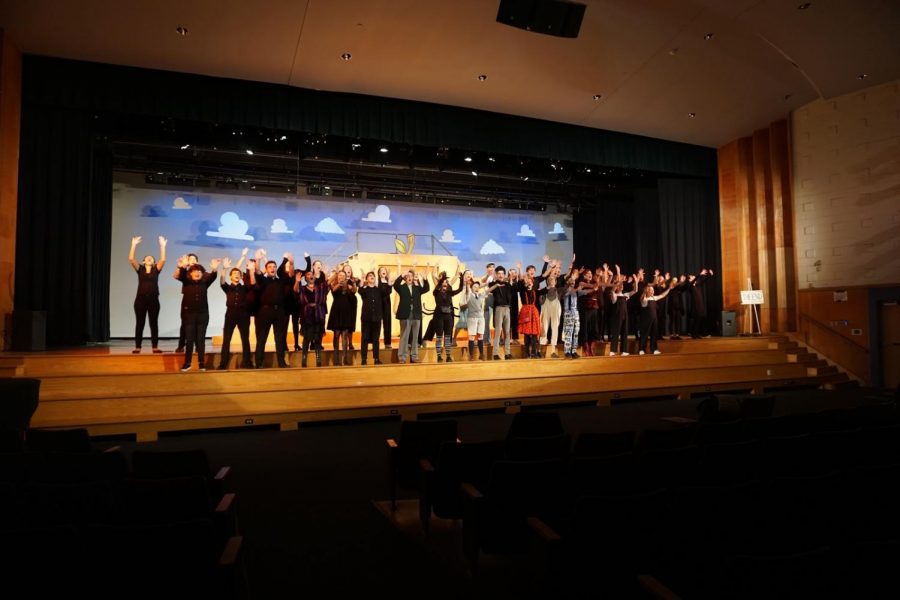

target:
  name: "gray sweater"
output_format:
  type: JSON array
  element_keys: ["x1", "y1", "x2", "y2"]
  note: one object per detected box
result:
[{"x1": 461, "y1": 288, "x2": 486, "y2": 319}]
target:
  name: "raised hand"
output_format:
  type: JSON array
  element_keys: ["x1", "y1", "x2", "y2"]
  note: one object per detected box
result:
[
  {"x1": 177, "y1": 255, "x2": 188, "y2": 268},
  {"x1": 241, "y1": 247, "x2": 249, "y2": 256},
  {"x1": 303, "y1": 251, "x2": 310, "y2": 258},
  {"x1": 543, "y1": 254, "x2": 550, "y2": 263},
  {"x1": 223, "y1": 257, "x2": 232, "y2": 269},
  {"x1": 210, "y1": 258, "x2": 221, "y2": 270},
  {"x1": 131, "y1": 236, "x2": 142, "y2": 246},
  {"x1": 158, "y1": 236, "x2": 167, "y2": 246},
  {"x1": 246, "y1": 259, "x2": 257, "y2": 271}
]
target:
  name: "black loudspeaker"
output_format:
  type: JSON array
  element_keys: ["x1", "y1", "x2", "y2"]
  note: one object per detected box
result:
[
  {"x1": 721, "y1": 310, "x2": 737, "y2": 337},
  {"x1": 12, "y1": 310, "x2": 46, "y2": 351},
  {"x1": 496, "y1": 0, "x2": 586, "y2": 38}
]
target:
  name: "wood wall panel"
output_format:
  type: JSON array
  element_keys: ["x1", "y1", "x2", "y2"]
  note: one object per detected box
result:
[
  {"x1": 0, "y1": 31, "x2": 21, "y2": 351},
  {"x1": 797, "y1": 287, "x2": 870, "y2": 382},
  {"x1": 718, "y1": 120, "x2": 796, "y2": 333}
]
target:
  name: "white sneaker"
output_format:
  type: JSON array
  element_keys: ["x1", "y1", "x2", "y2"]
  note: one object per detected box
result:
[
  {"x1": 621, "y1": 352, "x2": 630, "y2": 356},
  {"x1": 180, "y1": 365, "x2": 191, "y2": 372},
  {"x1": 199, "y1": 367, "x2": 208, "y2": 371},
  {"x1": 653, "y1": 350, "x2": 661, "y2": 355},
  {"x1": 609, "y1": 352, "x2": 616, "y2": 356},
  {"x1": 639, "y1": 351, "x2": 645, "y2": 355}
]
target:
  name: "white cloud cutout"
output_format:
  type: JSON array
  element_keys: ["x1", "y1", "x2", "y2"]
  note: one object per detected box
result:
[
  {"x1": 516, "y1": 224, "x2": 536, "y2": 238},
  {"x1": 548, "y1": 222, "x2": 566, "y2": 235},
  {"x1": 172, "y1": 196, "x2": 192, "y2": 210},
  {"x1": 361, "y1": 204, "x2": 392, "y2": 223},
  {"x1": 480, "y1": 239, "x2": 506, "y2": 255},
  {"x1": 206, "y1": 211, "x2": 254, "y2": 241},
  {"x1": 270, "y1": 218, "x2": 293, "y2": 234},
  {"x1": 439, "y1": 228, "x2": 461, "y2": 244},
  {"x1": 314, "y1": 217, "x2": 345, "y2": 235}
]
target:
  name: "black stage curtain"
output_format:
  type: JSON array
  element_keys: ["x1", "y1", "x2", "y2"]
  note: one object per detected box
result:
[
  {"x1": 572, "y1": 194, "x2": 638, "y2": 273},
  {"x1": 22, "y1": 56, "x2": 716, "y2": 177},
  {"x1": 16, "y1": 104, "x2": 112, "y2": 345},
  {"x1": 658, "y1": 177, "x2": 723, "y2": 325}
]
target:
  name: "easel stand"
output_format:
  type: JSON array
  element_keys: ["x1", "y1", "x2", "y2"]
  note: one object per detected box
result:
[{"x1": 740, "y1": 279, "x2": 763, "y2": 336}]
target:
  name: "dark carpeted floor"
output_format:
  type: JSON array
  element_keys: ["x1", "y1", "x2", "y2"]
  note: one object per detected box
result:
[{"x1": 95, "y1": 386, "x2": 880, "y2": 598}]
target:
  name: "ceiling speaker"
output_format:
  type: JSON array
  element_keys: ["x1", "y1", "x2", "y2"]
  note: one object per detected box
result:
[{"x1": 496, "y1": 0, "x2": 586, "y2": 39}]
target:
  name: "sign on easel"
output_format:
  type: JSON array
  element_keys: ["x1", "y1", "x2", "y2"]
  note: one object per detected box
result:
[
  {"x1": 740, "y1": 290, "x2": 765, "y2": 305},
  {"x1": 740, "y1": 282, "x2": 763, "y2": 336}
]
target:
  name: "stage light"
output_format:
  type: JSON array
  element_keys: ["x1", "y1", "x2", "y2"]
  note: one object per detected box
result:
[
  {"x1": 464, "y1": 156, "x2": 473, "y2": 162},
  {"x1": 379, "y1": 147, "x2": 389, "y2": 153},
  {"x1": 180, "y1": 144, "x2": 190, "y2": 150},
  {"x1": 471, "y1": 171, "x2": 478, "y2": 176},
  {"x1": 351, "y1": 143, "x2": 361, "y2": 149},
  {"x1": 488, "y1": 157, "x2": 496, "y2": 162},
  {"x1": 246, "y1": 149, "x2": 254, "y2": 155},
  {"x1": 523, "y1": 176, "x2": 529, "y2": 181},
  {"x1": 280, "y1": 135, "x2": 287, "y2": 141}
]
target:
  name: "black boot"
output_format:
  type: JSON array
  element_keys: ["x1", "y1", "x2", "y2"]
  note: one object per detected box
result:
[
  {"x1": 468, "y1": 340, "x2": 475, "y2": 361},
  {"x1": 301, "y1": 352, "x2": 308, "y2": 368},
  {"x1": 335, "y1": 349, "x2": 343, "y2": 366},
  {"x1": 315, "y1": 349, "x2": 322, "y2": 367},
  {"x1": 217, "y1": 354, "x2": 230, "y2": 370}
]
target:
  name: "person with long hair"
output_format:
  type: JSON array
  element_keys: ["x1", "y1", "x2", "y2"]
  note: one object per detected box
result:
[
  {"x1": 539, "y1": 260, "x2": 565, "y2": 358},
  {"x1": 217, "y1": 257, "x2": 257, "y2": 369},
  {"x1": 451, "y1": 268, "x2": 473, "y2": 349},
  {"x1": 608, "y1": 267, "x2": 639, "y2": 356},
  {"x1": 377, "y1": 266, "x2": 393, "y2": 349},
  {"x1": 327, "y1": 265, "x2": 358, "y2": 366},
  {"x1": 128, "y1": 235, "x2": 167, "y2": 353},
  {"x1": 294, "y1": 263, "x2": 330, "y2": 367},
  {"x1": 637, "y1": 279, "x2": 677, "y2": 355},
  {"x1": 517, "y1": 275, "x2": 542, "y2": 358},
  {"x1": 341, "y1": 263, "x2": 359, "y2": 350},
  {"x1": 667, "y1": 274, "x2": 690, "y2": 340},
  {"x1": 561, "y1": 265, "x2": 588, "y2": 359},
  {"x1": 689, "y1": 268, "x2": 714, "y2": 338},
  {"x1": 432, "y1": 269, "x2": 464, "y2": 362}
]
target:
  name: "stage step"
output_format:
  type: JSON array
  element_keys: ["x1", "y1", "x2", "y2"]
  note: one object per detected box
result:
[{"x1": 8, "y1": 335, "x2": 851, "y2": 442}]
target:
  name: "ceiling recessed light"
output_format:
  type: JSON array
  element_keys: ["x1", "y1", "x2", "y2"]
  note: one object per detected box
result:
[
  {"x1": 669, "y1": 48, "x2": 679, "y2": 56},
  {"x1": 704, "y1": 32, "x2": 714, "y2": 41},
  {"x1": 341, "y1": 52, "x2": 352, "y2": 61},
  {"x1": 464, "y1": 156, "x2": 473, "y2": 162},
  {"x1": 688, "y1": 112, "x2": 696, "y2": 118},
  {"x1": 857, "y1": 73, "x2": 868, "y2": 80},
  {"x1": 246, "y1": 149, "x2": 254, "y2": 155},
  {"x1": 176, "y1": 26, "x2": 188, "y2": 36},
  {"x1": 379, "y1": 147, "x2": 388, "y2": 153},
  {"x1": 592, "y1": 94, "x2": 602, "y2": 101},
  {"x1": 798, "y1": 2, "x2": 812, "y2": 9},
  {"x1": 477, "y1": 74, "x2": 488, "y2": 81}
]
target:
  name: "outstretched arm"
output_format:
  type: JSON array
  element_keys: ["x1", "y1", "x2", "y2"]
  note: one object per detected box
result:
[
  {"x1": 157, "y1": 236, "x2": 167, "y2": 270},
  {"x1": 128, "y1": 236, "x2": 141, "y2": 270},
  {"x1": 235, "y1": 247, "x2": 248, "y2": 270}
]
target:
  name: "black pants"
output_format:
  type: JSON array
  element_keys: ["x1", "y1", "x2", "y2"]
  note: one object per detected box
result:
[
  {"x1": 510, "y1": 298, "x2": 519, "y2": 340},
  {"x1": 221, "y1": 309, "x2": 252, "y2": 366},
  {"x1": 255, "y1": 305, "x2": 288, "y2": 367},
  {"x1": 638, "y1": 315, "x2": 659, "y2": 353},
  {"x1": 182, "y1": 312, "x2": 210, "y2": 367},
  {"x1": 301, "y1": 322, "x2": 324, "y2": 352},
  {"x1": 361, "y1": 320, "x2": 381, "y2": 362},
  {"x1": 690, "y1": 312, "x2": 707, "y2": 337},
  {"x1": 669, "y1": 310, "x2": 684, "y2": 336},
  {"x1": 134, "y1": 295, "x2": 160, "y2": 349},
  {"x1": 288, "y1": 306, "x2": 302, "y2": 349},
  {"x1": 381, "y1": 299, "x2": 392, "y2": 346},
  {"x1": 609, "y1": 315, "x2": 629, "y2": 353}
]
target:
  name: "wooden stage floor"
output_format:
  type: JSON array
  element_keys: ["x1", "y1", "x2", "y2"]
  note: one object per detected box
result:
[{"x1": 2, "y1": 336, "x2": 848, "y2": 442}]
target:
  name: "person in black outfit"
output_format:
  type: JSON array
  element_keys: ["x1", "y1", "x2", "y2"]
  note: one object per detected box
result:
[
  {"x1": 173, "y1": 258, "x2": 219, "y2": 371},
  {"x1": 128, "y1": 235, "x2": 167, "y2": 353},
  {"x1": 358, "y1": 271, "x2": 391, "y2": 365},
  {"x1": 637, "y1": 280, "x2": 676, "y2": 355},
  {"x1": 689, "y1": 268, "x2": 714, "y2": 338},
  {"x1": 432, "y1": 273, "x2": 464, "y2": 362},
  {"x1": 217, "y1": 258, "x2": 258, "y2": 369},
  {"x1": 667, "y1": 275, "x2": 690, "y2": 339},
  {"x1": 254, "y1": 253, "x2": 293, "y2": 368},
  {"x1": 174, "y1": 252, "x2": 205, "y2": 353},
  {"x1": 294, "y1": 266, "x2": 330, "y2": 367},
  {"x1": 608, "y1": 268, "x2": 638, "y2": 356},
  {"x1": 377, "y1": 266, "x2": 393, "y2": 349}
]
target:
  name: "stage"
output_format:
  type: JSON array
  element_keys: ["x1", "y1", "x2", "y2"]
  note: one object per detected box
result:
[{"x1": 2, "y1": 336, "x2": 848, "y2": 442}]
